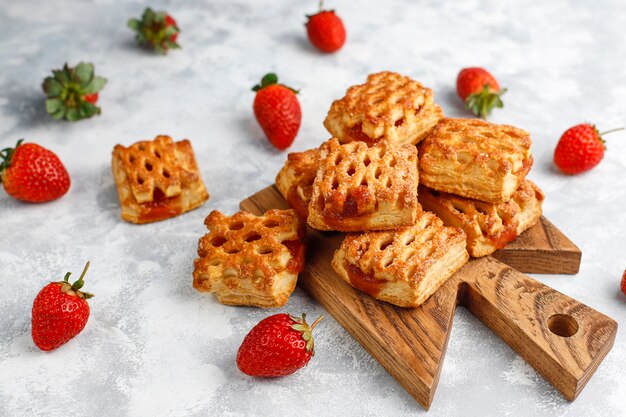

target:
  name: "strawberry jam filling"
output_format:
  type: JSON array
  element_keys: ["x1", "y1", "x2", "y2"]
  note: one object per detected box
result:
[
  {"x1": 488, "y1": 224, "x2": 518, "y2": 249},
  {"x1": 345, "y1": 262, "x2": 384, "y2": 296},
  {"x1": 322, "y1": 186, "x2": 373, "y2": 229},
  {"x1": 140, "y1": 188, "x2": 182, "y2": 222},
  {"x1": 346, "y1": 124, "x2": 378, "y2": 146},
  {"x1": 286, "y1": 186, "x2": 309, "y2": 221},
  {"x1": 282, "y1": 240, "x2": 306, "y2": 274}
]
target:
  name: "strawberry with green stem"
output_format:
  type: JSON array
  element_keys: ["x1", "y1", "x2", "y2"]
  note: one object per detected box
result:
[
  {"x1": 42, "y1": 62, "x2": 107, "y2": 122},
  {"x1": 32, "y1": 262, "x2": 94, "y2": 351},
  {"x1": 553, "y1": 124, "x2": 623, "y2": 174},
  {"x1": 237, "y1": 313, "x2": 323, "y2": 377},
  {"x1": 306, "y1": 0, "x2": 346, "y2": 53},
  {"x1": 128, "y1": 8, "x2": 181, "y2": 54},
  {"x1": 1, "y1": 139, "x2": 70, "y2": 203},
  {"x1": 456, "y1": 67, "x2": 506, "y2": 119},
  {"x1": 252, "y1": 73, "x2": 302, "y2": 150}
]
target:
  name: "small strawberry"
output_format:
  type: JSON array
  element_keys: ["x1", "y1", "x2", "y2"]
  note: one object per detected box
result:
[
  {"x1": 128, "y1": 8, "x2": 181, "y2": 54},
  {"x1": 42, "y1": 62, "x2": 107, "y2": 122},
  {"x1": 32, "y1": 262, "x2": 94, "y2": 351},
  {"x1": 553, "y1": 124, "x2": 623, "y2": 175},
  {"x1": 621, "y1": 270, "x2": 626, "y2": 297},
  {"x1": 0, "y1": 139, "x2": 70, "y2": 203},
  {"x1": 306, "y1": 1, "x2": 346, "y2": 53},
  {"x1": 237, "y1": 313, "x2": 323, "y2": 377},
  {"x1": 456, "y1": 67, "x2": 506, "y2": 119},
  {"x1": 252, "y1": 73, "x2": 302, "y2": 150}
]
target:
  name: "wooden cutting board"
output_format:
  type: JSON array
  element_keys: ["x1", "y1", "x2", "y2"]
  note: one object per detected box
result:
[{"x1": 240, "y1": 185, "x2": 616, "y2": 410}]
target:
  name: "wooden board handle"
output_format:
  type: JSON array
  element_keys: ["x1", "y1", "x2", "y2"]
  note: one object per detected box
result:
[{"x1": 457, "y1": 257, "x2": 617, "y2": 400}]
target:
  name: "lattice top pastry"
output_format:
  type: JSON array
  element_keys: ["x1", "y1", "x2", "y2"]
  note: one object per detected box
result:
[
  {"x1": 111, "y1": 135, "x2": 209, "y2": 224},
  {"x1": 324, "y1": 71, "x2": 443, "y2": 146},
  {"x1": 332, "y1": 211, "x2": 468, "y2": 307},
  {"x1": 418, "y1": 180, "x2": 544, "y2": 257},
  {"x1": 308, "y1": 138, "x2": 419, "y2": 232},
  {"x1": 419, "y1": 118, "x2": 533, "y2": 203},
  {"x1": 193, "y1": 209, "x2": 305, "y2": 307},
  {"x1": 275, "y1": 148, "x2": 319, "y2": 220}
]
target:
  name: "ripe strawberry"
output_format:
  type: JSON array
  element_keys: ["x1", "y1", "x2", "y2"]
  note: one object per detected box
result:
[
  {"x1": 237, "y1": 313, "x2": 323, "y2": 377},
  {"x1": 128, "y1": 8, "x2": 180, "y2": 54},
  {"x1": 621, "y1": 270, "x2": 626, "y2": 297},
  {"x1": 42, "y1": 62, "x2": 107, "y2": 122},
  {"x1": 0, "y1": 140, "x2": 70, "y2": 203},
  {"x1": 32, "y1": 262, "x2": 94, "y2": 351},
  {"x1": 306, "y1": 1, "x2": 346, "y2": 53},
  {"x1": 252, "y1": 73, "x2": 302, "y2": 150},
  {"x1": 553, "y1": 124, "x2": 623, "y2": 175},
  {"x1": 456, "y1": 67, "x2": 506, "y2": 119}
]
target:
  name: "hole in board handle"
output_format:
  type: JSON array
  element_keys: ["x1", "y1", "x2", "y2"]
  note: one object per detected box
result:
[{"x1": 547, "y1": 314, "x2": 579, "y2": 337}]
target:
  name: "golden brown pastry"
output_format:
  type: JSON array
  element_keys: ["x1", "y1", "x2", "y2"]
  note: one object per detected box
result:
[
  {"x1": 418, "y1": 180, "x2": 544, "y2": 257},
  {"x1": 307, "y1": 138, "x2": 419, "y2": 232},
  {"x1": 111, "y1": 135, "x2": 209, "y2": 224},
  {"x1": 193, "y1": 209, "x2": 306, "y2": 308},
  {"x1": 275, "y1": 148, "x2": 319, "y2": 220},
  {"x1": 419, "y1": 118, "x2": 533, "y2": 203},
  {"x1": 324, "y1": 71, "x2": 443, "y2": 146},
  {"x1": 332, "y1": 211, "x2": 468, "y2": 308}
]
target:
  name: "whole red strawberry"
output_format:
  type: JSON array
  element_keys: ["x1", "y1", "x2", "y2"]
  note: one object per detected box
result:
[
  {"x1": 252, "y1": 73, "x2": 302, "y2": 150},
  {"x1": 32, "y1": 262, "x2": 94, "y2": 351},
  {"x1": 621, "y1": 270, "x2": 626, "y2": 297},
  {"x1": 306, "y1": 1, "x2": 346, "y2": 53},
  {"x1": 553, "y1": 124, "x2": 623, "y2": 175},
  {"x1": 456, "y1": 67, "x2": 506, "y2": 119},
  {"x1": 0, "y1": 139, "x2": 70, "y2": 203},
  {"x1": 128, "y1": 8, "x2": 180, "y2": 54},
  {"x1": 237, "y1": 313, "x2": 323, "y2": 377}
]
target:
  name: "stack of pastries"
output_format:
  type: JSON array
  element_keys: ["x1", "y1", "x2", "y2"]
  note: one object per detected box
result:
[
  {"x1": 191, "y1": 71, "x2": 544, "y2": 309},
  {"x1": 275, "y1": 71, "x2": 544, "y2": 308}
]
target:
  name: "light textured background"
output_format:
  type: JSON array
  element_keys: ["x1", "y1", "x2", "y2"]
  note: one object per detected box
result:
[{"x1": 1, "y1": 0, "x2": 625, "y2": 416}]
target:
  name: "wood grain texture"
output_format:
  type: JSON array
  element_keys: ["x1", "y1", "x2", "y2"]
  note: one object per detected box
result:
[
  {"x1": 240, "y1": 185, "x2": 616, "y2": 410},
  {"x1": 492, "y1": 216, "x2": 582, "y2": 274}
]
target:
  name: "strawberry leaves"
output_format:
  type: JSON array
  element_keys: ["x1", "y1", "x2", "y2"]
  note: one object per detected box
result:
[
  {"x1": 42, "y1": 63, "x2": 107, "y2": 122},
  {"x1": 59, "y1": 261, "x2": 94, "y2": 299},
  {"x1": 290, "y1": 313, "x2": 324, "y2": 354},
  {"x1": 252, "y1": 73, "x2": 278, "y2": 92},
  {"x1": 128, "y1": 8, "x2": 181, "y2": 54},
  {"x1": 465, "y1": 85, "x2": 507, "y2": 119},
  {"x1": 252, "y1": 73, "x2": 299, "y2": 94}
]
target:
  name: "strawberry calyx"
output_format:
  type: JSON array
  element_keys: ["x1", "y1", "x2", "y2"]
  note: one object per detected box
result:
[
  {"x1": 252, "y1": 73, "x2": 299, "y2": 94},
  {"x1": 465, "y1": 85, "x2": 507, "y2": 119},
  {"x1": 0, "y1": 139, "x2": 24, "y2": 182},
  {"x1": 596, "y1": 126, "x2": 624, "y2": 149},
  {"x1": 290, "y1": 313, "x2": 324, "y2": 355},
  {"x1": 128, "y1": 8, "x2": 181, "y2": 54},
  {"x1": 42, "y1": 63, "x2": 107, "y2": 122},
  {"x1": 306, "y1": 0, "x2": 335, "y2": 19},
  {"x1": 58, "y1": 261, "x2": 94, "y2": 299}
]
